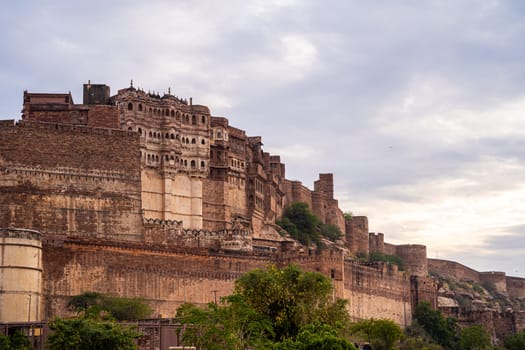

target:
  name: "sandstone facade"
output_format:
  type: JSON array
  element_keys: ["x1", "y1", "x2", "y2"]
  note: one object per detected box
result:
[{"x1": 0, "y1": 82, "x2": 523, "y2": 337}]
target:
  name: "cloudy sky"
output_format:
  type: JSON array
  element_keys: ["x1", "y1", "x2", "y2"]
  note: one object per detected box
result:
[{"x1": 1, "y1": 0, "x2": 524, "y2": 277}]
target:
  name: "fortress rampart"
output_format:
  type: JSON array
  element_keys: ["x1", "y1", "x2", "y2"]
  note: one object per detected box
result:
[{"x1": 0, "y1": 82, "x2": 523, "y2": 335}]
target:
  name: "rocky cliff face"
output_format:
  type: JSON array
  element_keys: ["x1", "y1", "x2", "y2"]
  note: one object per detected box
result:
[{"x1": 431, "y1": 270, "x2": 525, "y2": 343}]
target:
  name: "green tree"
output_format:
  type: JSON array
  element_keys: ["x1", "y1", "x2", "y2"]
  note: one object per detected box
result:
[
  {"x1": 176, "y1": 296, "x2": 273, "y2": 350},
  {"x1": 0, "y1": 334, "x2": 9, "y2": 350},
  {"x1": 68, "y1": 292, "x2": 152, "y2": 321},
  {"x1": 414, "y1": 302, "x2": 458, "y2": 350},
  {"x1": 276, "y1": 203, "x2": 321, "y2": 245},
  {"x1": 503, "y1": 330, "x2": 525, "y2": 350},
  {"x1": 46, "y1": 316, "x2": 140, "y2": 350},
  {"x1": 234, "y1": 265, "x2": 348, "y2": 341},
  {"x1": 350, "y1": 319, "x2": 402, "y2": 350},
  {"x1": 459, "y1": 325, "x2": 491, "y2": 350},
  {"x1": 272, "y1": 324, "x2": 357, "y2": 350},
  {"x1": 0, "y1": 331, "x2": 31, "y2": 350},
  {"x1": 276, "y1": 202, "x2": 342, "y2": 246},
  {"x1": 343, "y1": 212, "x2": 353, "y2": 221},
  {"x1": 398, "y1": 336, "x2": 444, "y2": 350}
]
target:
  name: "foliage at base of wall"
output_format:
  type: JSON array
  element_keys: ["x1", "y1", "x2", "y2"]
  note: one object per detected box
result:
[
  {"x1": 175, "y1": 265, "x2": 352, "y2": 349},
  {"x1": 0, "y1": 331, "x2": 32, "y2": 350},
  {"x1": 67, "y1": 292, "x2": 153, "y2": 321},
  {"x1": 46, "y1": 316, "x2": 141, "y2": 350}
]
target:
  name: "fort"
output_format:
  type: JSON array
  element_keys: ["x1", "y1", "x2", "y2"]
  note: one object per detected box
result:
[{"x1": 0, "y1": 82, "x2": 524, "y2": 340}]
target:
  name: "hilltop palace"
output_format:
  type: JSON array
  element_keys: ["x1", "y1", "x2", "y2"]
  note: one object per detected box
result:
[{"x1": 0, "y1": 82, "x2": 523, "y2": 336}]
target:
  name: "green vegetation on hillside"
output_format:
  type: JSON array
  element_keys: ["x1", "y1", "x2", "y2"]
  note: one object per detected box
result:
[{"x1": 276, "y1": 202, "x2": 342, "y2": 246}]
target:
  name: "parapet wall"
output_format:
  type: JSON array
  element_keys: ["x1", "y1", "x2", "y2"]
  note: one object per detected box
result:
[
  {"x1": 480, "y1": 271, "x2": 508, "y2": 295},
  {"x1": 144, "y1": 218, "x2": 252, "y2": 252},
  {"x1": 41, "y1": 237, "x2": 421, "y2": 325},
  {"x1": 428, "y1": 258, "x2": 481, "y2": 282},
  {"x1": 507, "y1": 277, "x2": 525, "y2": 299},
  {"x1": 0, "y1": 121, "x2": 139, "y2": 172}
]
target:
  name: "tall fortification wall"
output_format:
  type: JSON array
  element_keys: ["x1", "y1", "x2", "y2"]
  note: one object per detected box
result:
[
  {"x1": 428, "y1": 258, "x2": 481, "y2": 282},
  {"x1": 12, "y1": 82, "x2": 513, "y2": 328},
  {"x1": 0, "y1": 121, "x2": 143, "y2": 240},
  {"x1": 41, "y1": 236, "x2": 417, "y2": 325}
]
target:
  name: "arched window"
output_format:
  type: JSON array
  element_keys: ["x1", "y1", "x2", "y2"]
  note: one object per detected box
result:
[
  {"x1": 128, "y1": 127, "x2": 132, "y2": 131},
  {"x1": 176, "y1": 134, "x2": 180, "y2": 140},
  {"x1": 127, "y1": 103, "x2": 133, "y2": 110},
  {"x1": 165, "y1": 133, "x2": 169, "y2": 139},
  {"x1": 176, "y1": 111, "x2": 180, "y2": 120},
  {"x1": 165, "y1": 155, "x2": 169, "y2": 161},
  {"x1": 201, "y1": 139, "x2": 205, "y2": 145},
  {"x1": 149, "y1": 131, "x2": 152, "y2": 137},
  {"x1": 201, "y1": 161, "x2": 205, "y2": 168},
  {"x1": 138, "y1": 127, "x2": 142, "y2": 135},
  {"x1": 217, "y1": 131, "x2": 222, "y2": 139},
  {"x1": 170, "y1": 155, "x2": 174, "y2": 161},
  {"x1": 147, "y1": 154, "x2": 151, "y2": 161},
  {"x1": 201, "y1": 116, "x2": 206, "y2": 124},
  {"x1": 191, "y1": 138, "x2": 196, "y2": 144},
  {"x1": 156, "y1": 155, "x2": 159, "y2": 162},
  {"x1": 171, "y1": 110, "x2": 175, "y2": 117},
  {"x1": 138, "y1": 104, "x2": 143, "y2": 112},
  {"x1": 184, "y1": 160, "x2": 188, "y2": 166},
  {"x1": 192, "y1": 115, "x2": 196, "y2": 125},
  {"x1": 170, "y1": 133, "x2": 175, "y2": 139},
  {"x1": 191, "y1": 160, "x2": 196, "y2": 168}
]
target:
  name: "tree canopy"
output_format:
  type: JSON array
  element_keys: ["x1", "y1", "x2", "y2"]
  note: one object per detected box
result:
[
  {"x1": 68, "y1": 292, "x2": 152, "y2": 321},
  {"x1": 350, "y1": 319, "x2": 402, "y2": 350},
  {"x1": 46, "y1": 316, "x2": 140, "y2": 350},
  {"x1": 176, "y1": 265, "x2": 351, "y2": 349},
  {"x1": 414, "y1": 302, "x2": 459, "y2": 350},
  {"x1": 504, "y1": 330, "x2": 525, "y2": 350},
  {"x1": 276, "y1": 202, "x2": 342, "y2": 246}
]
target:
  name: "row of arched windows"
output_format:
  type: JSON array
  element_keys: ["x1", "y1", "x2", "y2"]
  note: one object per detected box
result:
[
  {"x1": 126, "y1": 102, "x2": 208, "y2": 125},
  {"x1": 181, "y1": 137, "x2": 206, "y2": 145},
  {"x1": 141, "y1": 151, "x2": 206, "y2": 170},
  {"x1": 230, "y1": 158, "x2": 245, "y2": 169},
  {"x1": 129, "y1": 126, "x2": 210, "y2": 149},
  {"x1": 179, "y1": 159, "x2": 206, "y2": 169}
]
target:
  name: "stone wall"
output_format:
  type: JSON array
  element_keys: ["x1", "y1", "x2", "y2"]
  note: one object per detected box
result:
[
  {"x1": 428, "y1": 258, "x2": 480, "y2": 282},
  {"x1": 343, "y1": 261, "x2": 412, "y2": 326},
  {"x1": 0, "y1": 122, "x2": 143, "y2": 240},
  {"x1": 41, "y1": 237, "x2": 420, "y2": 326},
  {"x1": 507, "y1": 277, "x2": 525, "y2": 299},
  {"x1": 480, "y1": 271, "x2": 508, "y2": 295},
  {"x1": 345, "y1": 216, "x2": 369, "y2": 254}
]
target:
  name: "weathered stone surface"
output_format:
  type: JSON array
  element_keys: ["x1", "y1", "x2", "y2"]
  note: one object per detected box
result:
[{"x1": 1, "y1": 82, "x2": 523, "y2": 337}]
